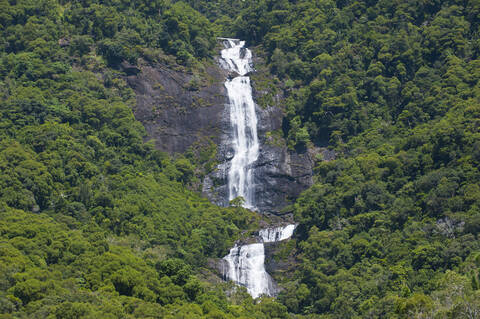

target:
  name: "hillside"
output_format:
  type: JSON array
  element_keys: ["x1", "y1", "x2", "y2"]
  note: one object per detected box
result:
[
  {"x1": 0, "y1": 0, "x2": 285, "y2": 317},
  {"x1": 1, "y1": 0, "x2": 480, "y2": 318},
  {"x1": 226, "y1": 0, "x2": 480, "y2": 317}
]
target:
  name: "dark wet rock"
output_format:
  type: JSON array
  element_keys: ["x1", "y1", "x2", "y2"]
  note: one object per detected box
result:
[
  {"x1": 208, "y1": 258, "x2": 228, "y2": 280},
  {"x1": 121, "y1": 61, "x2": 141, "y2": 76},
  {"x1": 200, "y1": 258, "x2": 232, "y2": 287},
  {"x1": 239, "y1": 47, "x2": 250, "y2": 59},
  {"x1": 254, "y1": 104, "x2": 314, "y2": 213},
  {"x1": 126, "y1": 54, "x2": 313, "y2": 214},
  {"x1": 227, "y1": 71, "x2": 240, "y2": 80}
]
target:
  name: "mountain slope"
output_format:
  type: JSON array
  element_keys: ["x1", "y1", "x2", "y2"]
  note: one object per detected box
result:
[
  {"x1": 0, "y1": 0, "x2": 291, "y2": 317},
  {"x1": 1, "y1": 0, "x2": 480, "y2": 318},
  {"x1": 225, "y1": 0, "x2": 480, "y2": 317}
]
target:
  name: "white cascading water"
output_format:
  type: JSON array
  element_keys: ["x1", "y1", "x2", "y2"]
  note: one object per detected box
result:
[
  {"x1": 223, "y1": 244, "x2": 275, "y2": 299},
  {"x1": 223, "y1": 224, "x2": 297, "y2": 298},
  {"x1": 259, "y1": 224, "x2": 297, "y2": 243},
  {"x1": 220, "y1": 39, "x2": 296, "y2": 298},
  {"x1": 220, "y1": 39, "x2": 259, "y2": 209}
]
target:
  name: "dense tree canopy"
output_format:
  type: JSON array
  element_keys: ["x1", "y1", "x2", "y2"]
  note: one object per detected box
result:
[
  {"x1": 0, "y1": 0, "x2": 292, "y2": 317},
  {"x1": 222, "y1": 0, "x2": 480, "y2": 317},
  {"x1": 1, "y1": 0, "x2": 480, "y2": 318}
]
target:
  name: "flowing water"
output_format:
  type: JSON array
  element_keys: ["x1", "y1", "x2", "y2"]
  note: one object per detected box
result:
[
  {"x1": 222, "y1": 224, "x2": 297, "y2": 298},
  {"x1": 220, "y1": 39, "x2": 295, "y2": 298},
  {"x1": 259, "y1": 224, "x2": 297, "y2": 243},
  {"x1": 220, "y1": 39, "x2": 259, "y2": 210},
  {"x1": 223, "y1": 243, "x2": 275, "y2": 299}
]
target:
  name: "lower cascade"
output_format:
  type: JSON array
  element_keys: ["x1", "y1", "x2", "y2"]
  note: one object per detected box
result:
[
  {"x1": 222, "y1": 224, "x2": 297, "y2": 298},
  {"x1": 223, "y1": 243, "x2": 275, "y2": 299},
  {"x1": 219, "y1": 39, "x2": 296, "y2": 298}
]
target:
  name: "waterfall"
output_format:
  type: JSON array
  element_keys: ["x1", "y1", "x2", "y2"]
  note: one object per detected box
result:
[
  {"x1": 220, "y1": 39, "x2": 253, "y2": 75},
  {"x1": 222, "y1": 224, "x2": 297, "y2": 298},
  {"x1": 220, "y1": 39, "x2": 295, "y2": 298},
  {"x1": 223, "y1": 244, "x2": 275, "y2": 299},
  {"x1": 259, "y1": 224, "x2": 297, "y2": 243},
  {"x1": 220, "y1": 39, "x2": 259, "y2": 209}
]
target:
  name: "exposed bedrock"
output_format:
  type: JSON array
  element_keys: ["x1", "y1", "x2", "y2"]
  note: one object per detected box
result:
[
  {"x1": 125, "y1": 58, "x2": 229, "y2": 154},
  {"x1": 126, "y1": 57, "x2": 314, "y2": 214}
]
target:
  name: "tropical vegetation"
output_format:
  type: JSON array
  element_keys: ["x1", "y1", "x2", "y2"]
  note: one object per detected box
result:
[{"x1": 1, "y1": 0, "x2": 480, "y2": 318}]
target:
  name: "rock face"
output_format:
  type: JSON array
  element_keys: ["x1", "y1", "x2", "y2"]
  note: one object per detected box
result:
[
  {"x1": 126, "y1": 56, "x2": 313, "y2": 214},
  {"x1": 263, "y1": 241, "x2": 296, "y2": 279},
  {"x1": 126, "y1": 59, "x2": 229, "y2": 154},
  {"x1": 201, "y1": 62, "x2": 314, "y2": 214},
  {"x1": 255, "y1": 106, "x2": 314, "y2": 213}
]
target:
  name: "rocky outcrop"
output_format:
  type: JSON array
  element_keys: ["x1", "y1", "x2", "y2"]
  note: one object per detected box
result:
[
  {"x1": 255, "y1": 107, "x2": 314, "y2": 213},
  {"x1": 264, "y1": 241, "x2": 297, "y2": 283},
  {"x1": 126, "y1": 54, "x2": 314, "y2": 214},
  {"x1": 202, "y1": 102, "x2": 314, "y2": 214},
  {"x1": 126, "y1": 58, "x2": 229, "y2": 154}
]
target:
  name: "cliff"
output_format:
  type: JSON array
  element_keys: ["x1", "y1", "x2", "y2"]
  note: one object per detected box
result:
[
  {"x1": 125, "y1": 59, "x2": 228, "y2": 154},
  {"x1": 126, "y1": 55, "x2": 314, "y2": 214}
]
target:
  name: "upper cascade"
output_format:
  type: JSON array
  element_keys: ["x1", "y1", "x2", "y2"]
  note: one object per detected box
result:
[
  {"x1": 259, "y1": 224, "x2": 297, "y2": 243},
  {"x1": 220, "y1": 39, "x2": 259, "y2": 209},
  {"x1": 220, "y1": 39, "x2": 253, "y2": 76}
]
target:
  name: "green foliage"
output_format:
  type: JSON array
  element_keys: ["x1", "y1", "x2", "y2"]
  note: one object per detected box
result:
[
  {"x1": 282, "y1": 100, "x2": 480, "y2": 316},
  {"x1": 212, "y1": 0, "x2": 480, "y2": 317},
  {"x1": 0, "y1": 1, "x2": 263, "y2": 316},
  {"x1": 0, "y1": 208, "x2": 287, "y2": 317},
  {"x1": 229, "y1": 196, "x2": 245, "y2": 208},
  {"x1": 161, "y1": 2, "x2": 216, "y2": 64},
  {"x1": 229, "y1": 0, "x2": 480, "y2": 148},
  {"x1": 0, "y1": 0, "x2": 217, "y2": 68},
  {"x1": 2, "y1": 0, "x2": 480, "y2": 317}
]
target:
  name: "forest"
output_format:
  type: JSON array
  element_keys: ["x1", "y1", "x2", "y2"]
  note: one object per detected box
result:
[{"x1": 1, "y1": 0, "x2": 479, "y2": 318}]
